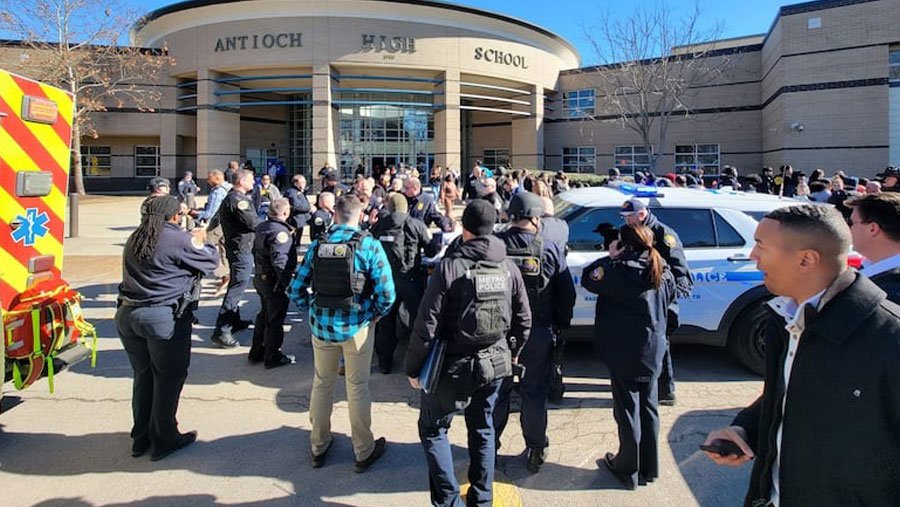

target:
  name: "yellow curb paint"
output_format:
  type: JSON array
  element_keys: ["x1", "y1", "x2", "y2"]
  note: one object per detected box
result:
[{"x1": 460, "y1": 481, "x2": 523, "y2": 507}]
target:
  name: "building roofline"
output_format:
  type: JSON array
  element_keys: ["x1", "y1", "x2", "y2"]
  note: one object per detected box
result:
[{"x1": 134, "y1": 0, "x2": 579, "y2": 62}]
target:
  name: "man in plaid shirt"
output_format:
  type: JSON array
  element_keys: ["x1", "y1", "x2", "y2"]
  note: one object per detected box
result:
[{"x1": 289, "y1": 195, "x2": 395, "y2": 473}]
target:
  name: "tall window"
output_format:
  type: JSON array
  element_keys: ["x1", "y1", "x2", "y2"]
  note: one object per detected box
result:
[
  {"x1": 482, "y1": 148, "x2": 510, "y2": 171},
  {"x1": 134, "y1": 146, "x2": 160, "y2": 177},
  {"x1": 614, "y1": 145, "x2": 652, "y2": 174},
  {"x1": 562, "y1": 89, "x2": 595, "y2": 118},
  {"x1": 890, "y1": 48, "x2": 900, "y2": 83},
  {"x1": 562, "y1": 146, "x2": 596, "y2": 173},
  {"x1": 675, "y1": 143, "x2": 720, "y2": 174},
  {"x1": 80, "y1": 145, "x2": 111, "y2": 177}
]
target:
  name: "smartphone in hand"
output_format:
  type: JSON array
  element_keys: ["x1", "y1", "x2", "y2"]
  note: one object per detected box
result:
[{"x1": 700, "y1": 439, "x2": 746, "y2": 457}]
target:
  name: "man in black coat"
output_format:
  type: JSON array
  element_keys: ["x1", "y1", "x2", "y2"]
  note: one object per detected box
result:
[
  {"x1": 282, "y1": 174, "x2": 312, "y2": 241},
  {"x1": 704, "y1": 204, "x2": 900, "y2": 507},
  {"x1": 846, "y1": 192, "x2": 900, "y2": 304},
  {"x1": 403, "y1": 177, "x2": 452, "y2": 232},
  {"x1": 621, "y1": 198, "x2": 693, "y2": 405}
]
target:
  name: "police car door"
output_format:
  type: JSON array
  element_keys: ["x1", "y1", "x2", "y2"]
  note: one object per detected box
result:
[
  {"x1": 651, "y1": 207, "x2": 761, "y2": 333},
  {"x1": 563, "y1": 207, "x2": 620, "y2": 328}
]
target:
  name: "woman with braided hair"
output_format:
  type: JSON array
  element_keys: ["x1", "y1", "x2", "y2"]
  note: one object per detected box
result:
[
  {"x1": 116, "y1": 195, "x2": 219, "y2": 461},
  {"x1": 581, "y1": 223, "x2": 676, "y2": 490}
]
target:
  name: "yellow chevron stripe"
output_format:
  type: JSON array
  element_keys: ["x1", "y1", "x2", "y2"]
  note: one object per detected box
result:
[
  {"x1": 0, "y1": 73, "x2": 71, "y2": 173},
  {"x1": 0, "y1": 186, "x2": 64, "y2": 270},
  {"x1": 0, "y1": 244, "x2": 31, "y2": 294},
  {"x1": 0, "y1": 131, "x2": 68, "y2": 222}
]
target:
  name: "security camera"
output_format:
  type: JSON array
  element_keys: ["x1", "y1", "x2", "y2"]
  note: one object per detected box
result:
[
  {"x1": 789, "y1": 122, "x2": 805, "y2": 132},
  {"x1": 797, "y1": 124, "x2": 805, "y2": 132}
]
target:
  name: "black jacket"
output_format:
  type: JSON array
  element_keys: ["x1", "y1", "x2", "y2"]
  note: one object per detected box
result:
[
  {"x1": 404, "y1": 235, "x2": 532, "y2": 377},
  {"x1": 407, "y1": 191, "x2": 451, "y2": 231},
  {"x1": 252, "y1": 219, "x2": 298, "y2": 291},
  {"x1": 369, "y1": 212, "x2": 439, "y2": 277},
  {"x1": 869, "y1": 267, "x2": 900, "y2": 305},
  {"x1": 581, "y1": 251, "x2": 676, "y2": 383},
  {"x1": 644, "y1": 212, "x2": 693, "y2": 326},
  {"x1": 732, "y1": 271, "x2": 900, "y2": 507},
  {"x1": 282, "y1": 186, "x2": 312, "y2": 230},
  {"x1": 119, "y1": 223, "x2": 219, "y2": 306},
  {"x1": 497, "y1": 227, "x2": 576, "y2": 329},
  {"x1": 219, "y1": 190, "x2": 260, "y2": 253}
]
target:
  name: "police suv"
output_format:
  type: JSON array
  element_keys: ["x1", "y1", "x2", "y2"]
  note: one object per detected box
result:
[{"x1": 556, "y1": 184, "x2": 805, "y2": 375}]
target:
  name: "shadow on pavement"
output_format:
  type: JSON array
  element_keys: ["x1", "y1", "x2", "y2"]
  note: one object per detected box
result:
[{"x1": 667, "y1": 408, "x2": 753, "y2": 507}]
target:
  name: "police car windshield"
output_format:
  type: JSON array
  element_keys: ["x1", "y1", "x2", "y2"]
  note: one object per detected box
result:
[{"x1": 553, "y1": 195, "x2": 580, "y2": 220}]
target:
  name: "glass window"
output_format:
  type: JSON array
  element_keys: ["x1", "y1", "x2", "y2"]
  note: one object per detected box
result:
[
  {"x1": 80, "y1": 145, "x2": 111, "y2": 177},
  {"x1": 713, "y1": 211, "x2": 746, "y2": 247},
  {"x1": 651, "y1": 208, "x2": 716, "y2": 248},
  {"x1": 566, "y1": 207, "x2": 621, "y2": 251},
  {"x1": 562, "y1": 146, "x2": 596, "y2": 173},
  {"x1": 562, "y1": 89, "x2": 595, "y2": 118},
  {"x1": 675, "y1": 144, "x2": 720, "y2": 174},
  {"x1": 614, "y1": 145, "x2": 652, "y2": 175},
  {"x1": 890, "y1": 48, "x2": 900, "y2": 82},
  {"x1": 482, "y1": 149, "x2": 510, "y2": 171},
  {"x1": 134, "y1": 145, "x2": 160, "y2": 177}
]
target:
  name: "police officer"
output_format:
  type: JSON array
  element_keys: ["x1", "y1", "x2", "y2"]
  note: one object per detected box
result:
[
  {"x1": 757, "y1": 166, "x2": 776, "y2": 194},
  {"x1": 282, "y1": 174, "x2": 312, "y2": 241},
  {"x1": 310, "y1": 191, "x2": 335, "y2": 241},
  {"x1": 211, "y1": 169, "x2": 260, "y2": 348},
  {"x1": 321, "y1": 170, "x2": 350, "y2": 197},
  {"x1": 403, "y1": 177, "x2": 453, "y2": 232},
  {"x1": 876, "y1": 166, "x2": 900, "y2": 192},
  {"x1": 494, "y1": 192, "x2": 576, "y2": 473},
  {"x1": 581, "y1": 223, "x2": 676, "y2": 489},
  {"x1": 370, "y1": 193, "x2": 440, "y2": 374},
  {"x1": 116, "y1": 195, "x2": 219, "y2": 460},
  {"x1": 405, "y1": 200, "x2": 532, "y2": 507},
  {"x1": 140, "y1": 177, "x2": 171, "y2": 217},
  {"x1": 620, "y1": 198, "x2": 693, "y2": 406},
  {"x1": 249, "y1": 198, "x2": 298, "y2": 369}
]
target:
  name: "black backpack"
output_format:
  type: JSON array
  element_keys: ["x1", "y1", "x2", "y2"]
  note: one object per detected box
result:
[
  {"x1": 505, "y1": 233, "x2": 549, "y2": 313},
  {"x1": 452, "y1": 258, "x2": 512, "y2": 347},
  {"x1": 312, "y1": 231, "x2": 370, "y2": 309},
  {"x1": 376, "y1": 215, "x2": 416, "y2": 274}
]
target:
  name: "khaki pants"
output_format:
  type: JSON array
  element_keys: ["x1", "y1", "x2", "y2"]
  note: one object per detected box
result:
[
  {"x1": 309, "y1": 326, "x2": 375, "y2": 461},
  {"x1": 205, "y1": 223, "x2": 230, "y2": 278}
]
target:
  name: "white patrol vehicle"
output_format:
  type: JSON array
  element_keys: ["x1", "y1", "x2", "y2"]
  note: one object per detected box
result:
[{"x1": 555, "y1": 184, "x2": 806, "y2": 375}]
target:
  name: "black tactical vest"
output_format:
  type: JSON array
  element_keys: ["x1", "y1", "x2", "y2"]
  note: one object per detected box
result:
[
  {"x1": 505, "y1": 233, "x2": 548, "y2": 312},
  {"x1": 312, "y1": 231, "x2": 370, "y2": 309},
  {"x1": 453, "y1": 258, "x2": 512, "y2": 347}
]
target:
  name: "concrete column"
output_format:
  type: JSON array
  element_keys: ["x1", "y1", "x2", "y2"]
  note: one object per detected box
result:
[
  {"x1": 312, "y1": 64, "x2": 338, "y2": 174},
  {"x1": 196, "y1": 69, "x2": 240, "y2": 178},
  {"x1": 511, "y1": 84, "x2": 544, "y2": 170},
  {"x1": 435, "y1": 69, "x2": 461, "y2": 171},
  {"x1": 158, "y1": 76, "x2": 179, "y2": 178}
]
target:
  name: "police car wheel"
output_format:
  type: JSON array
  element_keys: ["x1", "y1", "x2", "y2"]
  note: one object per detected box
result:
[{"x1": 726, "y1": 301, "x2": 768, "y2": 376}]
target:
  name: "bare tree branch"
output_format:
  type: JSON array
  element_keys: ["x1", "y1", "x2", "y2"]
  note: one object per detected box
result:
[{"x1": 1, "y1": 0, "x2": 172, "y2": 194}]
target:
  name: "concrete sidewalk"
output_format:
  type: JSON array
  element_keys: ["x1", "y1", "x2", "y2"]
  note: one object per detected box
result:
[{"x1": 1, "y1": 196, "x2": 759, "y2": 506}]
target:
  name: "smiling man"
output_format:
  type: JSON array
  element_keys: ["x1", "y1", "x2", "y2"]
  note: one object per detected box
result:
[{"x1": 703, "y1": 204, "x2": 900, "y2": 507}]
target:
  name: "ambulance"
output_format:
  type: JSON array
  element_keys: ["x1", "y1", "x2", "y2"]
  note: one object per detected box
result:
[{"x1": 1, "y1": 69, "x2": 96, "y2": 406}]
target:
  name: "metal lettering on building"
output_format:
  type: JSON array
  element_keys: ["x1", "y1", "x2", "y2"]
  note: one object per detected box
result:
[
  {"x1": 214, "y1": 33, "x2": 303, "y2": 52},
  {"x1": 361, "y1": 34, "x2": 416, "y2": 54},
  {"x1": 474, "y1": 47, "x2": 528, "y2": 69}
]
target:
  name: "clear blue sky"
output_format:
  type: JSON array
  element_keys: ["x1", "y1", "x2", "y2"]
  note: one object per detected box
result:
[{"x1": 111, "y1": 1, "x2": 792, "y2": 65}]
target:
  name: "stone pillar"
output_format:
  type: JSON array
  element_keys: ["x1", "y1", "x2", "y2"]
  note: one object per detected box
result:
[
  {"x1": 435, "y1": 69, "x2": 461, "y2": 171},
  {"x1": 158, "y1": 76, "x2": 179, "y2": 178},
  {"x1": 511, "y1": 84, "x2": 544, "y2": 170},
  {"x1": 196, "y1": 69, "x2": 241, "y2": 178},
  {"x1": 312, "y1": 64, "x2": 338, "y2": 176}
]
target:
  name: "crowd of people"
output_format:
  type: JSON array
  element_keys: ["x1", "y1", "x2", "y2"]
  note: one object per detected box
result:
[{"x1": 119, "y1": 158, "x2": 899, "y2": 506}]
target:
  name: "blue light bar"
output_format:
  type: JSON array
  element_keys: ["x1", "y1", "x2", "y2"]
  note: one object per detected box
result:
[{"x1": 617, "y1": 182, "x2": 660, "y2": 198}]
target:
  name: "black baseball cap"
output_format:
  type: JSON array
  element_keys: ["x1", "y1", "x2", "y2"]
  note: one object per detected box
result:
[
  {"x1": 619, "y1": 198, "x2": 647, "y2": 216},
  {"x1": 876, "y1": 166, "x2": 899, "y2": 179}
]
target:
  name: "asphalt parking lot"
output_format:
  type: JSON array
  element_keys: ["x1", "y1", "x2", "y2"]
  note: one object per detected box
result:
[{"x1": 0, "y1": 196, "x2": 761, "y2": 507}]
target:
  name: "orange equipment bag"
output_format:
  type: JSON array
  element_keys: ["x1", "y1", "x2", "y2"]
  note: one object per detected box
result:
[{"x1": 3, "y1": 279, "x2": 97, "y2": 392}]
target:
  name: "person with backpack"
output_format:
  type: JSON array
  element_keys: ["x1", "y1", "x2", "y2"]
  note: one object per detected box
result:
[
  {"x1": 405, "y1": 200, "x2": 532, "y2": 507},
  {"x1": 581, "y1": 223, "x2": 676, "y2": 490},
  {"x1": 494, "y1": 192, "x2": 576, "y2": 473},
  {"x1": 370, "y1": 193, "x2": 441, "y2": 374},
  {"x1": 288, "y1": 195, "x2": 396, "y2": 472}
]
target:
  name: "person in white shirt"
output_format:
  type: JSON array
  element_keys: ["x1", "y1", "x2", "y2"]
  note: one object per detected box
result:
[{"x1": 845, "y1": 192, "x2": 900, "y2": 303}]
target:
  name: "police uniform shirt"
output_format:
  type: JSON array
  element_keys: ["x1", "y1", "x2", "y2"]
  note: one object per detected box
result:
[
  {"x1": 644, "y1": 212, "x2": 693, "y2": 298},
  {"x1": 253, "y1": 219, "x2": 298, "y2": 287},
  {"x1": 120, "y1": 223, "x2": 220, "y2": 306},
  {"x1": 219, "y1": 190, "x2": 261, "y2": 253},
  {"x1": 282, "y1": 186, "x2": 312, "y2": 229},
  {"x1": 407, "y1": 191, "x2": 450, "y2": 230},
  {"x1": 309, "y1": 209, "x2": 333, "y2": 241}
]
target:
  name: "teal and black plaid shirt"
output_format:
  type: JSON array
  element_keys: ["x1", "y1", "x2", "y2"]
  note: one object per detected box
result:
[{"x1": 289, "y1": 224, "x2": 395, "y2": 342}]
